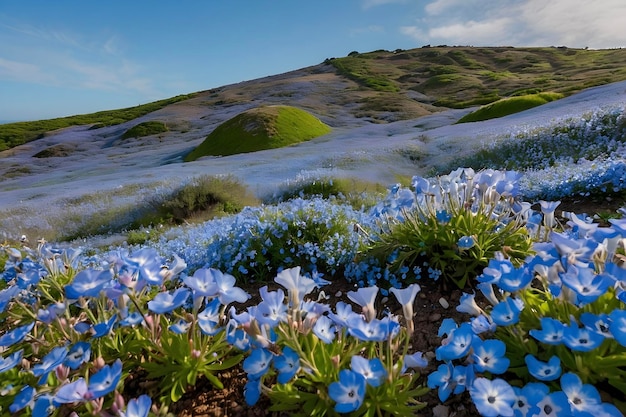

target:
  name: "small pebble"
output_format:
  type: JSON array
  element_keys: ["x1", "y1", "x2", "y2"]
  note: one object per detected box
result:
[
  {"x1": 433, "y1": 405, "x2": 450, "y2": 417},
  {"x1": 335, "y1": 291, "x2": 342, "y2": 297},
  {"x1": 429, "y1": 313, "x2": 441, "y2": 322},
  {"x1": 438, "y1": 297, "x2": 449, "y2": 309}
]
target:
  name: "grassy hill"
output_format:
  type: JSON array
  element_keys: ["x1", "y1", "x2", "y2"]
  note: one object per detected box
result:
[
  {"x1": 326, "y1": 46, "x2": 626, "y2": 108},
  {"x1": 2, "y1": 46, "x2": 626, "y2": 153},
  {"x1": 184, "y1": 105, "x2": 332, "y2": 160}
]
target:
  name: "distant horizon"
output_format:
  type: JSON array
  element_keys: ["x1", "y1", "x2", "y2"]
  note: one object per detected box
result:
[{"x1": 2, "y1": 1, "x2": 625, "y2": 122}]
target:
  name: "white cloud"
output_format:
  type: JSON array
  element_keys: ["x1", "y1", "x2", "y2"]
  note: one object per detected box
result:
[
  {"x1": 0, "y1": 18, "x2": 159, "y2": 96},
  {"x1": 424, "y1": 0, "x2": 465, "y2": 16},
  {"x1": 362, "y1": 0, "x2": 407, "y2": 9},
  {"x1": 428, "y1": 18, "x2": 514, "y2": 45},
  {"x1": 0, "y1": 57, "x2": 56, "y2": 84},
  {"x1": 402, "y1": 0, "x2": 626, "y2": 48}
]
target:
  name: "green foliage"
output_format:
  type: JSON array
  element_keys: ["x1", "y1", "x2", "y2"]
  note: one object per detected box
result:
[
  {"x1": 0, "y1": 94, "x2": 195, "y2": 151},
  {"x1": 122, "y1": 121, "x2": 169, "y2": 139},
  {"x1": 153, "y1": 175, "x2": 259, "y2": 224},
  {"x1": 254, "y1": 272, "x2": 428, "y2": 416},
  {"x1": 269, "y1": 176, "x2": 387, "y2": 210},
  {"x1": 368, "y1": 170, "x2": 534, "y2": 288},
  {"x1": 371, "y1": 201, "x2": 532, "y2": 288},
  {"x1": 184, "y1": 105, "x2": 331, "y2": 160},
  {"x1": 328, "y1": 57, "x2": 400, "y2": 92},
  {"x1": 457, "y1": 92, "x2": 564, "y2": 123},
  {"x1": 140, "y1": 318, "x2": 242, "y2": 405}
]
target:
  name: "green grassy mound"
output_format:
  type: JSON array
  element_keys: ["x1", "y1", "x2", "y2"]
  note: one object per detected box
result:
[
  {"x1": 184, "y1": 105, "x2": 331, "y2": 161},
  {"x1": 122, "y1": 121, "x2": 168, "y2": 139},
  {"x1": 457, "y1": 92, "x2": 564, "y2": 123}
]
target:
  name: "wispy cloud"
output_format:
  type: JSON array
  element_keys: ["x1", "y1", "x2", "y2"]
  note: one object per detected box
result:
[
  {"x1": 401, "y1": 0, "x2": 626, "y2": 48},
  {"x1": 0, "y1": 57, "x2": 57, "y2": 84},
  {"x1": 0, "y1": 17, "x2": 159, "y2": 97},
  {"x1": 362, "y1": 0, "x2": 407, "y2": 10}
]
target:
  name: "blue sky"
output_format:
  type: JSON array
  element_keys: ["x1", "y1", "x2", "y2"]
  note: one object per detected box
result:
[{"x1": 1, "y1": 0, "x2": 625, "y2": 122}]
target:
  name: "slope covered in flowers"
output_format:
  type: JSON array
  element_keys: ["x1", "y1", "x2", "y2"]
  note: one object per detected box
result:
[{"x1": 2, "y1": 105, "x2": 626, "y2": 416}]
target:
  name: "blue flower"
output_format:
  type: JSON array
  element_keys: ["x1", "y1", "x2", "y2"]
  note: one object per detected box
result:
[
  {"x1": 328, "y1": 369, "x2": 366, "y2": 413},
  {"x1": 243, "y1": 348, "x2": 273, "y2": 380},
  {"x1": 560, "y1": 265, "x2": 611, "y2": 305},
  {"x1": 275, "y1": 266, "x2": 317, "y2": 308},
  {"x1": 255, "y1": 286, "x2": 287, "y2": 327},
  {"x1": 452, "y1": 365, "x2": 474, "y2": 396},
  {"x1": 211, "y1": 268, "x2": 250, "y2": 305},
  {"x1": 512, "y1": 382, "x2": 549, "y2": 417},
  {"x1": 54, "y1": 378, "x2": 89, "y2": 404},
  {"x1": 312, "y1": 315, "x2": 336, "y2": 343},
  {"x1": 347, "y1": 285, "x2": 379, "y2": 322},
  {"x1": 525, "y1": 355, "x2": 561, "y2": 381},
  {"x1": 472, "y1": 339, "x2": 510, "y2": 375},
  {"x1": 529, "y1": 317, "x2": 565, "y2": 345},
  {"x1": 579, "y1": 312, "x2": 613, "y2": 339},
  {"x1": 490, "y1": 297, "x2": 523, "y2": 326},
  {"x1": 92, "y1": 315, "x2": 117, "y2": 338},
  {"x1": 562, "y1": 323, "x2": 605, "y2": 352},
  {"x1": 609, "y1": 309, "x2": 626, "y2": 347},
  {"x1": 351, "y1": 356, "x2": 387, "y2": 387},
  {"x1": 437, "y1": 317, "x2": 459, "y2": 337},
  {"x1": 347, "y1": 315, "x2": 397, "y2": 342},
  {"x1": 471, "y1": 314, "x2": 497, "y2": 334},
  {"x1": 197, "y1": 298, "x2": 222, "y2": 336},
  {"x1": 390, "y1": 283, "x2": 421, "y2": 334},
  {"x1": 120, "y1": 395, "x2": 152, "y2": 417},
  {"x1": 457, "y1": 235, "x2": 476, "y2": 250},
  {"x1": 65, "y1": 342, "x2": 91, "y2": 370},
  {"x1": 0, "y1": 322, "x2": 34, "y2": 347},
  {"x1": 327, "y1": 301, "x2": 354, "y2": 328},
  {"x1": 560, "y1": 372, "x2": 602, "y2": 414},
  {"x1": 0, "y1": 349, "x2": 23, "y2": 373},
  {"x1": 497, "y1": 266, "x2": 533, "y2": 293},
  {"x1": 469, "y1": 377, "x2": 516, "y2": 417},
  {"x1": 169, "y1": 319, "x2": 191, "y2": 334},
  {"x1": 9, "y1": 385, "x2": 35, "y2": 414},
  {"x1": 535, "y1": 391, "x2": 571, "y2": 416},
  {"x1": 147, "y1": 287, "x2": 190, "y2": 314},
  {"x1": 183, "y1": 268, "x2": 218, "y2": 297},
  {"x1": 32, "y1": 394, "x2": 54, "y2": 417},
  {"x1": 32, "y1": 345, "x2": 68, "y2": 385},
  {"x1": 436, "y1": 323, "x2": 475, "y2": 361},
  {"x1": 244, "y1": 378, "x2": 262, "y2": 406},
  {"x1": 64, "y1": 269, "x2": 113, "y2": 299},
  {"x1": 457, "y1": 292, "x2": 484, "y2": 316},
  {"x1": 402, "y1": 352, "x2": 428, "y2": 373},
  {"x1": 274, "y1": 346, "x2": 300, "y2": 384},
  {"x1": 427, "y1": 362, "x2": 454, "y2": 402},
  {"x1": 88, "y1": 359, "x2": 123, "y2": 398},
  {"x1": 436, "y1": 210, "x2": 451, "y2": 224},
  {"x1": 0, "y1": 285, "x2": 20, "y2": 314}
]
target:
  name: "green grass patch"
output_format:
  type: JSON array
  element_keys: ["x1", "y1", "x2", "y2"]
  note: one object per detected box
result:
[
  {"x1": 328, "y1": 56, "x2": 399, "y2": 92},
  {"x1": 269, "y1": 176, "x2": 387, "y2": 209},
  {"x1": 457, "y1": 92, "x2": 564, "y2": 123},
  {"x1": 0, "y1": 94, "x2": 195, "y2": 151},
  {"x1": 122, "y1": 121, "x2": 169, "y2": 139},
  {"x1": 152, "y1": 175, "x2": 260, "y2": 224},
  {"x1": 184, "y1": 105, "x2": 331, "y2": 160}
]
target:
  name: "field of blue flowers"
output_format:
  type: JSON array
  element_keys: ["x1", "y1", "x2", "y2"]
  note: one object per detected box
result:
[{"x1": 2, "y1": 105, "x2": 626, "y2": 416}]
